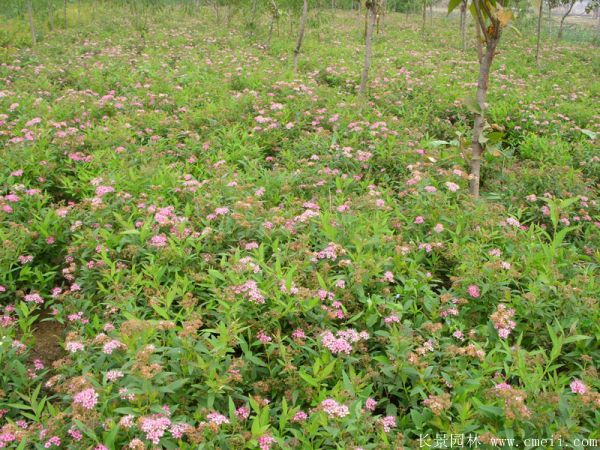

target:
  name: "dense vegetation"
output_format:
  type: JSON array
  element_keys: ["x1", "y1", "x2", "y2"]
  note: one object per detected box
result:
[{"x1": 1, "y1": 1, "x2": 599, "y2": 449}]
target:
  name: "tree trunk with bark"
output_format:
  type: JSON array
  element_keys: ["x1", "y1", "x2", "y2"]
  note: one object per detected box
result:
[
  {"x1": 213, "y1": 0, "x2": 221, "y2": 23},
  {"x1": 469, "y1": 5, "x2": 502, "y2": 197},
  {"x1": 27, "y1": 0, "x2": 37, "y2": 46},
  {"x1": 359, "y1": 1, "x2": 377, "y2": 95},
  {"x1": 460, "y1": 0, "x2": 467, "y2": 51},
  {"x1": 429, "y1": 2, "x2": 433, "y2": 26},
  {"x1": 422, "y1": 0, "x2": 426, "y2": 33},
  {"x1": 558, "y1": 0, "x2": 575, "y2": 39},
  {"x1": 293, "y1": 0, "x2": 308, "y2": 72},
  {"x1": 49, "y1": 0, "x2": 55, "y2": 30},
  {"x1": 535, "y1": 0, "x2": 543, "y2": 62},
  {"x1": 266, "y1": 0, "x2": 278, "y2": 49}
]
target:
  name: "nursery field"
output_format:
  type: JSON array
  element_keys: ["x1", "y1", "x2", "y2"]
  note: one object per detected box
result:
[{"x1": 1, "y1": 3, "x2": 600, "y2": 449}]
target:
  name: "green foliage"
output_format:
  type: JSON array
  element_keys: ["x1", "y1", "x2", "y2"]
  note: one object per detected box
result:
[{"x1": 0, "y1": 4, "x2": 599, "y2": 449}]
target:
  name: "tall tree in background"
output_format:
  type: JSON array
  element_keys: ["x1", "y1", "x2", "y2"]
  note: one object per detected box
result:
[
  {"x1": 293, "y1": 0, "x2": 309, "y2": 71},
  {"x1": 27, "y1": 0, "x2": 37, "y2": 45},
  {"x1": 535, "y1": 0, "x2": 543, "y2": 62},
  {"x1": 359, "y1": 0, "x2": 378, "y2": 94},
  {"x1": 557, "y1": 0, "x2": 578, "y2": 39},
  {"x1": 448, "y1": 0, "x2": 514, "y2": 197},
  {"x1": 266, "y1": 0, "x2": 280, "y2": 49},
  {"x1": 460, "y1": 0, "x2": 468, "y2": 50}
]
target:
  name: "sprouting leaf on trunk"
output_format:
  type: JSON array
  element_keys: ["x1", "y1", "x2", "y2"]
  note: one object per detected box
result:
[
  {"x1": 462, "y1": 97, "x2": 482, "y2": 114},
  {"x1": 496, "y1": 8, "x2": 513, "y2": 27}
]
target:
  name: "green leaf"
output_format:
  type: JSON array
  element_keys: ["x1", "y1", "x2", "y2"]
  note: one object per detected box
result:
[
  {"x1": 581, "y1": 129, "x2": 598, "y2": 139},
  {"x1": 448, "y1": 0, "x2": 463, "y2": 13},
  {"x1": 463, "y1": 97, "x2": 482, "y2": 114},
  {"x1": 299, "y1": 370, "x2": 319, "y2": 388}
]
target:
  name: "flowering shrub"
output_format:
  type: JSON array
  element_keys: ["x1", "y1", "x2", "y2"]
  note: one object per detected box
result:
[{"x1": 0, "y1": 4, "x2": 599, "y2": 450}]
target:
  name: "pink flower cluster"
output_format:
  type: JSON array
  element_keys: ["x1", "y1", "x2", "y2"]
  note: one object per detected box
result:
[
  {"x1": 102, "y1": 339, "x2": 126, "y2": 354},
  {"x1": 313, "y1": 242, "x2": 340, "y2": 261},
  {"x1": 206, "y1": 412, "x2": 230, "y2": 426},
  {"x1": 491, "y1": 304, "x2": 516, "y2": 339},
  {"x1": 258, "y1": 434, "x2": 276, "y2": 450},
  {"x1": 321, "y1": 399, "x2": 349, "y2": 418},
  {"x1": 379, "y1": 415, "x2": 396, "y2": 432},
  {"x1": 320, "y1": 328, "x2": 369, "y2": 355},
  {"x1": 140, "y1": 415, "x2": 171, "y2": 444},
  {"x1": 24, "y1": 293, "x2": 44, "y2": 304},
  {"x1": 232, "y1": 280, "x2": 265, "y2": 304},
  {"x1": 570, "y1": 379, "x2": 587, "y2": 395},
  {"x1": 73, "y1": 388, "x2": 98, "y2": 410},
  {"x1": 292, "y1": 411, "x2": 308, "y2": 422},
  {"x1": 467, "y1": 284, "x2": 480, "y2": 298}
]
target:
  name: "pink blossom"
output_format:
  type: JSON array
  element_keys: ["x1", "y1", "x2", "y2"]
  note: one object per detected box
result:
[
  {"x1": 24, "y1": 293, "x2": 44, "y2": 304},
  {"x1": 292, "y1": 410, "x2": 308, "y2": 422},
  {"x1": 149, "y1": 234, "x2": 168, "y2": 247},
  {"x1": 73, "y1": 388, "x2": 98, "y2": 410},
  {"x1": 292, "y1": 328, "x2": 306, "y2": 340},
  {"x1": 119, "y1": 415, "x2": 135, "y2": 428},
  {"x1": 44, "y1": 436, "x2": 61, "y2": 448},
  {"x1": 206, "y1": 412, "x2": 230, "y2": 426},
  {"x1": 258, "y1": 434, "x2": 276, "y2": 450},
  {"x1": 384, "y1": 314, "x2": 400, "y2": 324},
  {"x1": 232, "y1": 280, "x2": 265, "y2": 304},
  {"x1": 379, "y1": 415, "x2": 396, "y2": 432},
  {"x1": 414, "y1": 216, "x2": 425, "y2": 224},
  {"x1": 570, "y1": 379, "x2": 587, "y2": 395},
  {"x1": 365, "y1": 398, "x2": 376, "y2": 411},
  {"x1": 321, "y1": 399, "x2": 349, "y2": 418},
  {"x1": 106, "y1": 370, "x2": 124, "y2": 381},
  {"x1": 67, "y1": 428, "x2": 82, "y2": 441},
  {"x1": 257, "y1": 330, "x2": 272, "y2": 344},
  {"x1": 235, "y1": 406, "x2": 250, "y2": 420},
  {"x1": 102, "y1": 339, "x2": 125, "y2": 354},
  {"x1": 381, "y1": 271, "x2": 394, "y2": 283},
  {"x1": 467, "y1": 285, "x2": 480, "y2": 298},
  {"x1": 140, "y1": 415, "x2": 171, "y2": 445},
  {"x1": 169, "y1": 423, "x2": 191, "y2": 439},
  {"x1": 445, "y1": 182, "x2": 460, "y2": 192}
]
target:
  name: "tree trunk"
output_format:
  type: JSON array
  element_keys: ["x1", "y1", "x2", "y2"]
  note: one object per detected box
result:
[
  {"x1": 475, "y1": 24, "x2": 483, "y2": 63},
  {"x1": 27, "y1": 0, "x2": 37, "y2": 46},
  {"x1": 213, "y1": 0, "x2": 220, "y2": 23},
  {"x1": 422, "y1": 1, "x2": 426, "y2": 33},
  {"x1": 64, "y1": 0, "x2": 68, "y2": 28},
  {"x1": 49, "y1": 0, "x2": 55, "y2": 30},
  {"x1": 460, "y1": 0, "x2": 467, "y2": 51},
  {"x1": 266, "y1": 0, "x2": 277, "y2": 48},
  {"x1": 267, "y1": 16, "x2": 275, "y2": 48},
  {"x1": 293, "y1": 0, "x2": 308, "y2": 72},
  {"x1": 558, "y1": 0, "x2": 575, "y2": 40},
  {"x1": 359, "y1": 2, "x2": 376, "y2": 95},
  {"x1": 429, "y1": 2, "x2": 433, "y2": 26},
  {"x1": 470, "y1": 37, "x2": 499, "y2": 197},
  {"x1": 535, "y1": 0, "x2": 543, "y2": 63}
]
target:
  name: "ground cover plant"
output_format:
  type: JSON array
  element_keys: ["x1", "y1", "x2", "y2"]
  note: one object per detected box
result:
[{"x1": 0, "y1": 1, "x2": 599, "y2": 448}]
